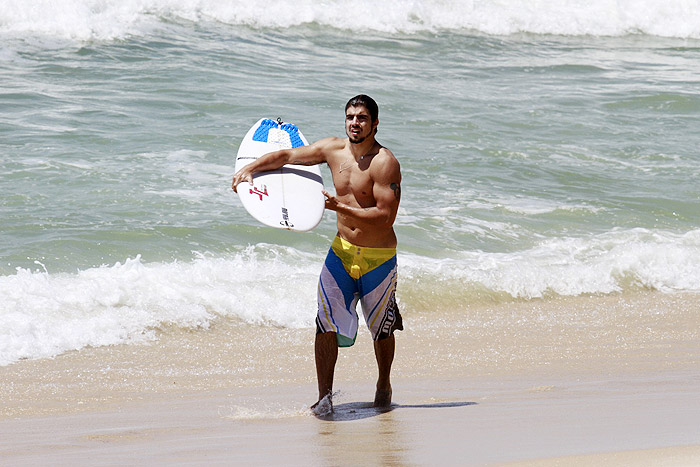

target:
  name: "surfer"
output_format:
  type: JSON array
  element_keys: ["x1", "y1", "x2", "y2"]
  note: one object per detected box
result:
[{"x1": 232, "y1": 95, "x2": 403, "y2": 410}]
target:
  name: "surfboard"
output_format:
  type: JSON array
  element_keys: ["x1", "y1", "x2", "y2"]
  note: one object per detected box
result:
[{"x1": 234, "y1": 118, "x2": 325, "y2": 232}]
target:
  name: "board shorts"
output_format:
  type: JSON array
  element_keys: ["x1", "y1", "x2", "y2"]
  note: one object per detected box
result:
[{"x1": 316, "y1": 236, "x2": 403, "y2": 347}]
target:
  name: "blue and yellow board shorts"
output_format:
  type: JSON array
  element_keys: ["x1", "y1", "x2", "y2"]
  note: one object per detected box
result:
[{"x1": 316, "y1": 236, "x2": 403, "y2": 347}]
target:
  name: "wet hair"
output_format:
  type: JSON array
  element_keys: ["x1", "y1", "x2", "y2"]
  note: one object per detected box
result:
[{"x1": 345, "y1": 94, "x2": 379, "y2": 122}]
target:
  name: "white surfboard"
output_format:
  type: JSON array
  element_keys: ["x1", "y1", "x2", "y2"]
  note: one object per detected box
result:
[{"x1": 235, "y1": 118, "x2": 325, "y2": 232}]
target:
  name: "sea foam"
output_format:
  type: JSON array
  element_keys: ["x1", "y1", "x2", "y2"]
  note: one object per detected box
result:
[
  {"x1": 0, "y1": 246, "x2": 321, "y2": 366},
  {"x1": 401, "y1": 228, "x2": 700, "y2": 301},
  {"x1": 1, "y1": 0, "x2": 699, "y2": 41},
  {"x1": 2, "y1": 229, "x2": 699, "y2": 366}
]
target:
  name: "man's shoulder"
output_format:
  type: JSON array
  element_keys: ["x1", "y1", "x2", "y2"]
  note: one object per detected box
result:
[
  {"x1": 371, "y1": 146, "x2": 401, "y2": 180},
  {"x1": 302, "y1": 137, "x2": 347, "y2": 164},
  {"x1": 374, "y1": 146, "x2": 400, "y2": 169},
  {"x1": 313, "y1": 136, "x2": 346, "y2": 151}
]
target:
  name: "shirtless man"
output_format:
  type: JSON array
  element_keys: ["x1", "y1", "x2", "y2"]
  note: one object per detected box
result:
[{"x1": 232, "y1": 95, "x2": 403, "y2": 409}]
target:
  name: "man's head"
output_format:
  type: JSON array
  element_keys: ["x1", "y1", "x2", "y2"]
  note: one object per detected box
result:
[
  {"x1": 345, "y1": 94, "x2": 379, "y2": 143},
  {"x1": 345, "y1": 94, "x2": 379, "y2": 122}
]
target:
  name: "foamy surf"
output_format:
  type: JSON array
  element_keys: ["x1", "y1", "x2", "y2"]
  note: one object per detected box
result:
[
  {"x1": 401, "y1": 228, "x2": 700, "y2": 302},
  {"x1": 0, "y1": 246, "x2": 322, "y2": 366},
  {"x1": 1, "y1": 0, "x2": 699, "y2": 41},
  {"x1": 2, "y1": 229, "x2": 699, "y2": 366}
]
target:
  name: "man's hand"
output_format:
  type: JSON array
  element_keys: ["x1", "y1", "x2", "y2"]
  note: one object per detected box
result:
[
  {"x1": 232, "y1": 169, "x2": 254, "y2": 193},
  {"x1": 323, "y1": 190, "x2": 341, "y2": 212}
]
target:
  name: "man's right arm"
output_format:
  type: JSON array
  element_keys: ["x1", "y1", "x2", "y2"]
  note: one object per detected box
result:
[{"x1": 232, "y1": 137, "x2": 337, "y2": 192}]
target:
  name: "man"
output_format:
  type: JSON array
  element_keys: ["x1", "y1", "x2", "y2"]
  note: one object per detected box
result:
[{"x1": 232, "y1": 95, "x2": 403, "y2": 410}]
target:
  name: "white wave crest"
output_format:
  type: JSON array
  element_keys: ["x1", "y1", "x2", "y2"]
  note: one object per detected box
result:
[
  {"x1": 2, "y1": 229, "x2": 699, "y2": 366},
  {"x1": 1, "y1": 0, "x2": 699, "y2": 41},
  {"x1": 0, "y1": 245, "x2": 320, "y2": 366},
  {"x1": 401, "y1": 228, "x2": 700, "y2": 300}
]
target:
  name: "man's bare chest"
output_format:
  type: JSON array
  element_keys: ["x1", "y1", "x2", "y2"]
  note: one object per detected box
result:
[{"x1": 334, "y1": 170, "x2": 375, "y2": 207}]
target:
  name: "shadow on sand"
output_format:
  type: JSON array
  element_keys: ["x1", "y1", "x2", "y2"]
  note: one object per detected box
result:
[{"x1": 314, "y1": 401, "x2": 477, "y2": 422}]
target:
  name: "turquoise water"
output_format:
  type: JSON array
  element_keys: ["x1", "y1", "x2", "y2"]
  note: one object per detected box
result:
[{"x1": 1, "y1": 1, "x2": 700, "y2": 365}]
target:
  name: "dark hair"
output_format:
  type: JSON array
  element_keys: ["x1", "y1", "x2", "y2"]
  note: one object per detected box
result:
[{"x1": 345, "y1": 94, "x2": 379, "y2": 122}]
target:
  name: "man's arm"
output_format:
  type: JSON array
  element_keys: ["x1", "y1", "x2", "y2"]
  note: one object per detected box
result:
[
  {"x1": 232, "y1": 137, "x2": 337, "y2": 192},
  {"x1": 324, "y1": 152, "x2": 401, "y2": 226}
]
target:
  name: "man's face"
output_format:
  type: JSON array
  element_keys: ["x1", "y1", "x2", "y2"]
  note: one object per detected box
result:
[{"x1": 345, "y1": 105, "x2": 377, "y2": 144}]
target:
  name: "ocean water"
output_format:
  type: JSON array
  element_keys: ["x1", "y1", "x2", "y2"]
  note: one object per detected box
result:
[{"x1": 2, "y1": 0, "x2": 700, "y2": 366}]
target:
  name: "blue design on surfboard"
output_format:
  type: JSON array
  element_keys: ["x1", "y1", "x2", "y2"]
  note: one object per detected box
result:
[
  {"x1": 251, "y1": 119, "x2": 305, "y2": 148},
  {"x1": 281, "y1": 123, "x2": 305, "y2": 148},
  {"x1": 252, "y1": 118, "x2": 278, "y2": 143}
]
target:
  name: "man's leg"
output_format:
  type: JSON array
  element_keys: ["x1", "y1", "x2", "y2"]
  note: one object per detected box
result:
[
  {"x1": 373, "y1": 334, "x2": 395, "y2": 407},
  {"x1": 314, "y1": 331, "x2": 338, "y2": 406}
]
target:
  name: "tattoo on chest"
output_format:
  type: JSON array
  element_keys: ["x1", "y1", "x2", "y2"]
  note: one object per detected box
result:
[{"x1": 391, "y1": 183, "x2": 401, "y2": 201}]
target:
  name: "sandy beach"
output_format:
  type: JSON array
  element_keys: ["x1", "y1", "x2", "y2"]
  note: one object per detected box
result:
[
  {"x1": 2, "y1": 372, "x2": 699, "y2": 466},
  {"x1": 1, "y1": 291, "x2": 699, "y2": 465}
]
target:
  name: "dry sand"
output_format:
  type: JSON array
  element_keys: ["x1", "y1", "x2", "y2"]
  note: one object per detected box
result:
[{"x1": 1, "y1": 291, "x2": 699, "y2": 465}]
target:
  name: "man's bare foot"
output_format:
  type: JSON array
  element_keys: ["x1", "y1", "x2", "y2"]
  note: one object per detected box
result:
[
  {"x1": 311, "y1": 393, "x2": 333, "y2": 416},
  {"x1": 373, "y1": 387, "x2": 392, "y2": 408}
]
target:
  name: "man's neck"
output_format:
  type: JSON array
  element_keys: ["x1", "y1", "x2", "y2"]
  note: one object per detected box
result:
[{"x1": 348, "y1": 137, "x2": 378, "y2": 161}]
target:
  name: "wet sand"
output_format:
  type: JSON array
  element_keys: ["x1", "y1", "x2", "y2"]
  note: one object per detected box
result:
[
  {"x1": 1, "y1": 371, "x2": 699, "y2": 465},
  {"x1": 1, "y1": 291, "x2": 699, "y2": 465}
]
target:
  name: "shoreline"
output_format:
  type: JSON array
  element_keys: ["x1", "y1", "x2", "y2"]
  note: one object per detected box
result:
[
  {"x1": 1, "y1": 290, "x2": 699, "y2": 464},
  {"x1": 1, "y1": 369, "x2": 699, "y2": 465}
]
